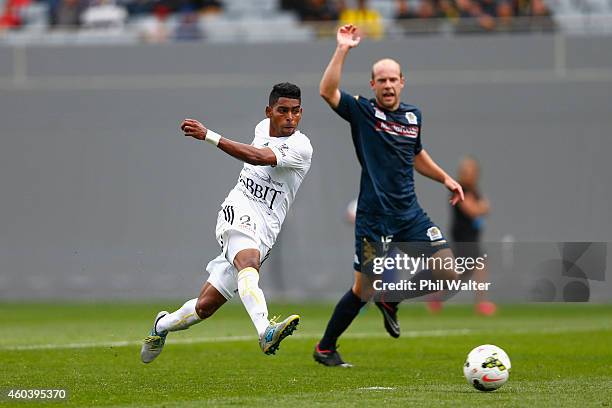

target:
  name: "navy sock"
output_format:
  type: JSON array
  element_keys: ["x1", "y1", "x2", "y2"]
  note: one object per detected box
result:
[{"x1": 319, "y1": 289, "x2": 366, "y2": 351}]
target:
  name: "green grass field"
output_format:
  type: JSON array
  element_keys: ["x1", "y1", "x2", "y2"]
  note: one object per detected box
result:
[{"x1": 1, "y1": 302, "x2": 611, "y2": 407}]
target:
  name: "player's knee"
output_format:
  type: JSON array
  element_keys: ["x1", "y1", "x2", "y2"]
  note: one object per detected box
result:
[
  {"x1": 431, "y1": 249, "x2": 459, "y2": 281},
  {"x1": 352, "y1": 281, "x2": 374, "y2": 301},
  {"x1": 195, "y1": 298, "x2": 217, "y2": 320},
  {"x1": 233, "y1": 255, "x2": 260, "y2": 272}
]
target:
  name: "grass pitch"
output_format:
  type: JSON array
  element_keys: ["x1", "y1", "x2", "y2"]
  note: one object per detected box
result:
[{"x1": 1, "y1": 302, "x2": 611, "y2": 407}]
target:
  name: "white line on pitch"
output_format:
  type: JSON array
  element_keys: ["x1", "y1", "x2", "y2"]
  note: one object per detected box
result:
[
  {"x1": 0, "y1": 325, "x2": 608, "y2": 352},
  {"x1": 0, "y1": 330, "x2": 469, "y2": 351}
]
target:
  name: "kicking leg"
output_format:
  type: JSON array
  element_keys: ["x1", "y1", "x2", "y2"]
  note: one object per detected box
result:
[
  {"x1": 140, "y1": 282, "x2": 227, "y2": 364},
  {"x1": 156, "y1": 282, "x2": 228, "y2": 333}
]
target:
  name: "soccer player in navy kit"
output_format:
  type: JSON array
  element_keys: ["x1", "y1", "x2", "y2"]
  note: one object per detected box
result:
[{"x1": 314, "y1": 24, "x2": 465, "y2": 367}]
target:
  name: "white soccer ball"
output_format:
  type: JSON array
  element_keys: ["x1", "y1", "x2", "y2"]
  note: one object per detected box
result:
[{"x1": 463, "y1": 344, "x2": 511, "y2": 391}]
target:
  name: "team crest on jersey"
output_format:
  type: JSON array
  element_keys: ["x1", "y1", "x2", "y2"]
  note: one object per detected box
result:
[
  {"x1": 277, "y1": 143, "x2": 289, "y2": 157},
  {"x1": 374, "y1": 107, "x2": 387, "y2": 121},
  {"x1": 406, "y1": 112, "x2": 418, "y2": 125},
  {"x1": 427, "y1": 226, "x2": 443, "y2": 241}
]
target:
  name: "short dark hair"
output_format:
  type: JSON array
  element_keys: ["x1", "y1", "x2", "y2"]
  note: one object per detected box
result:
[{"x1": 269, "y1": 82, "x2": 301, "y2": 106}]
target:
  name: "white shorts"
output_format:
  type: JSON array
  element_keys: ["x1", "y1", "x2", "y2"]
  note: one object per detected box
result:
[{"x1": 206, "y1": 204, "x2": 271, "y2": 300}]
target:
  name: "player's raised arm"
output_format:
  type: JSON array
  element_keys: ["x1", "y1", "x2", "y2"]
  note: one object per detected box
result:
[
  {"x1": 414, "y1": 149, "x2": 465, "y2": 206},
  {"x1": 181, "y1": 119, "x2": 277, "y2": 166},
  {"x1": 320, "y1": 24, "x2": 361, "y2": 109}
]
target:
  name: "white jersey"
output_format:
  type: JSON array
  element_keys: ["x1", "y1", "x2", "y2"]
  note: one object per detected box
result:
[{"x1": 221, "y1": 118, "x2": 312, "y2": 248}]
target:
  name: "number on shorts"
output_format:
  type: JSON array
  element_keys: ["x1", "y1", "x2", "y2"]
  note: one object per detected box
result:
[
  {"x1": 381, "y1": 235, "x2": 393, "y2": 252},
  {"x1": 239, "y1": 215, "x2": 256, "y2": 231}
]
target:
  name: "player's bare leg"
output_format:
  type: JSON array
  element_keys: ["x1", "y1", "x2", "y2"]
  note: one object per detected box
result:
[
  {"x1": 140, "y1": 282, "x2": 227, "y2": 363},
  {"x1": 431, "y1": 248, "x2": 460, "y2": 281},
  {"x1": 427, "y1": 256, "x2": 496, "y2": 315},
  {"x1": 473, "y1": 263, "x2": 496, "y2": 316},
  {"x1": 426, "y1": 247, "x2": 462, "y2": 311},
  {"x1": 233, "y1": 248, "x2": 299, "y2": 355}
]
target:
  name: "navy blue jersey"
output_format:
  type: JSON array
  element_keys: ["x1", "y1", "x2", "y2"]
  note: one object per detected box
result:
[{"x1": 334, "y1": 90, "x2": 423, "y2": 216}]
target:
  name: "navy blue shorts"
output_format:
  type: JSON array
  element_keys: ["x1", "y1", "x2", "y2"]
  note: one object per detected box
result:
[{"x1": 353, "y1": 208, "x2": 450, "y2": 272}]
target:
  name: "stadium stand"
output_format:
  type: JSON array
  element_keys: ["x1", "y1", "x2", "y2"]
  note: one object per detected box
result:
[{"x1": 1, "y1": 0, "x2": 612, "y2": 43}]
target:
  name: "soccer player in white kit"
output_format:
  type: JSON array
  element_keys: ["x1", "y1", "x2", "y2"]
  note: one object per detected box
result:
[{"x1": 141, "y1": 83, "x2": 312, "y2": 363}]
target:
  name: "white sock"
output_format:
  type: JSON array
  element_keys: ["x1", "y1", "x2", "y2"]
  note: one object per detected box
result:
[
  {"x1": 156, "y1": 298, "x2": 202, "y2": 333},
  {"x1": 237, "y1": 267, "x2": 269, "y2": 337}
]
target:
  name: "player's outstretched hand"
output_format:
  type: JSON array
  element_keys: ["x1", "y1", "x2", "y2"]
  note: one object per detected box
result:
[
  {"x1": 181, "y1": 118, "x2": 208, "y2": 141},
  {"x1": 337, "y1": 24, "x2": 361, "y2": 49},
  {"x1": 445, "y1": 177, "x2": 465, "y2": 206}
]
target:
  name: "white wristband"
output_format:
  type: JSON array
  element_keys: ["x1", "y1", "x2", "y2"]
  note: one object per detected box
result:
[{"x1": 205, "y1": 130, "x2": 221, "y2": 146}]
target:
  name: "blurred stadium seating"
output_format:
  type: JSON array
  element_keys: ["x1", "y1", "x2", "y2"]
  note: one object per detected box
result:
[{"x1": 1, "y1": 0, "x2": 611, "y2": 44}]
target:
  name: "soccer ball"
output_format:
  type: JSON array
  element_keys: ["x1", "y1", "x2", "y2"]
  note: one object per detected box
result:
[{"x1": 463, "y1": 344, "x2": 511, "y2": 391}]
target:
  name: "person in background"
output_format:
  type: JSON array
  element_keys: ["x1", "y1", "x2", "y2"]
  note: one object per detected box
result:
[
  {"x1": 455, "y1": 0, "x2": 496, "y2": 31},
  {"x1": 428, "y1": 156, "x2": 496, "y2": 316},
  {"x1": 338, "y1": 0, "x2": 383, "y2": 40},
  {"x1": 81, "y1": 0, "x2": 128, "y2": 30},
  {"x1": 196, "y1": 0, "x2": 223, "y2": 15},
  {"x1": 174, "y1": 7, "x2": 203, "y2": 41},
  {"x1": 395, "y1": 0, "x2": 439, "y2": 20},
  {"x1": 139, "y1": 4, "x2": 170, "y2": 43},
  {"x1": 0, "y1": 0, "x2": 31, "y2": 30},
  {"x1": 296, "y1": 0, "x2": 340, "y2": 37},
  {"x1": 298, "y1": 0, "x2": 339, "y2": 22},
  {"x1": 51, "y1": 0, "x2": 85, "y2": 28}
]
